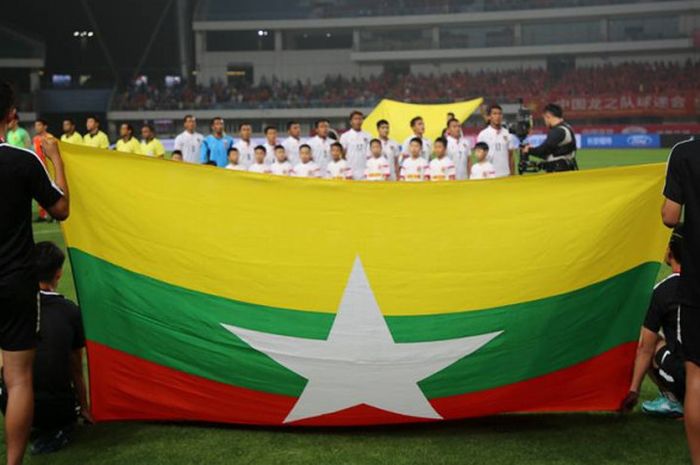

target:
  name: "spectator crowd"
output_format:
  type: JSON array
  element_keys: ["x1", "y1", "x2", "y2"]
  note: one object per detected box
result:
[{"x1": 114, "y1": 61, "x2": 700, "y2": 111}]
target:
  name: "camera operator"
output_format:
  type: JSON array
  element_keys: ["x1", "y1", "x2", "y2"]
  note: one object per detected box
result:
[{"x1": 521, "y1": 103, "x2": 578, "y2": 173}]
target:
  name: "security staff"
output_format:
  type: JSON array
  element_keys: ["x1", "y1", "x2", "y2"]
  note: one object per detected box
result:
[
  {"x1": 662, "y1": 137, "x2": 700, "y2": 465},
  {"x1": 522, "y1": 103, "x2": 578, "y2": 172},
  {"x1": 0, "y1": 79, "x2": 70, "y2": 465}
]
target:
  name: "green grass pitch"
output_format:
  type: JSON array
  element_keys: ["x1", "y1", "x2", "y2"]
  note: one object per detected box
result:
[{"x1": 11, "y1": 148, "x2": 690, "y2": 465}]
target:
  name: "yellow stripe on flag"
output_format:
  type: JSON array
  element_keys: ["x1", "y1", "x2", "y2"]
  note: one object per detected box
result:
[{"x1": 59, "y1": 142, "x2": 668, "y2": 316}]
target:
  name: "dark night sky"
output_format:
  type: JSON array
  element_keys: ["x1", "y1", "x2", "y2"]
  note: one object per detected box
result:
[{"x1": 3, "y1": 0, "x2": 186, "y2": 85}]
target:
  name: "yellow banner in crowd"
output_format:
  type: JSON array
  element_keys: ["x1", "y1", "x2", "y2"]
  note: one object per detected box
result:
[{"x1": 362, "y1": 98, "x2": 483, "y2": 142}]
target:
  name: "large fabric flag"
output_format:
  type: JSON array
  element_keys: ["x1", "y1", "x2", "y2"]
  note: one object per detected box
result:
[
  {"x1": 59, "y1": 142, "x2": 668, "y2": 426},
  {"x1": 362, "y1": 98, "x2": 483, "y2": 143}
]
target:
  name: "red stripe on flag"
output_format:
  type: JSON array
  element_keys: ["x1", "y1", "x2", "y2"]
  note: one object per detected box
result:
[
  {"x1": 431, "y1": 341, "x2": 635, "y2": 420},
  {"x1": 87, "y1": 341, "x2": 297, "y2": 425},
  {"x1": 87, "y1": 340, "x2": 635, "y2": 426}
]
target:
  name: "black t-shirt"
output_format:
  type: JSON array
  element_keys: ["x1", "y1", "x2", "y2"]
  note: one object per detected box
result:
[
  {"x1": 0, "y1": 144, "x2": 63, "y2": 292},
  {"x1": 664, "y1": 138, "x2": 700, "y2": 306},
  {"x1": 643, "y1": 274, "x2": 680, "y2": 352},
  {"x1": 34, "y1": 291, "x2": 85, "y2": 399}
]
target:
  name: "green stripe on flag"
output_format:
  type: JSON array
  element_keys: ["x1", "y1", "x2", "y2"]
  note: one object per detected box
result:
[{"x1": 71, "y1": 248, "x2": 657, "y2": 399}]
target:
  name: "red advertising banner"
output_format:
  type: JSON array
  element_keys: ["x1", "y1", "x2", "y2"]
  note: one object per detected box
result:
[{"x1": 531, "y1": 93, "x2": 696, "y2": 118}]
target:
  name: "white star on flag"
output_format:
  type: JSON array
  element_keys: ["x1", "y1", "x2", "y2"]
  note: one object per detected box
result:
[{"x1": 222, "y1": 256, "x2": 502, "y2": 423}]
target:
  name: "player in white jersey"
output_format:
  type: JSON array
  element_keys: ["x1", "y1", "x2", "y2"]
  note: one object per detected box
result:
[
  {"x1": 248, "y1": 145, "x2": 272, "y2": 174},
  {"x1": 282, "y1": 120, "x2": 303, "y2": 165},
  {"x1": 233, "y1": 122, "x2": 254, "y2": 169},
  {"x1": 271, "y1": 145, "x2": 293, "y2": 176},
  {"x1": 470, "y1": 142, "x2": 496, "y2": 180},
  {"x1": 308, "y1": 119, "x2": 333, "y2": 177},
  {"x1": 477, "y1": 104, "x2": 516, "y2": 177},
  {"x1": 400, "y1": 137, "x2": 429, "y2": 182},
  {"x1": 262, "y1": 126, "x2": 279, "y2": 165},
  {"x1": 445, "y1": 117, "x2": 471, "y2": 180},
  {"x1": 225, "y1": 147, "x2": 246, "y2": 171},
  {"x1": 173, "y1": 114, "x2": 204, "y2": 164},
  {"x1": 376, "y1": 119, "x2": 400, "y2": 181},
  {"x1": 291, "y1": 144, "x2": 321, "y2": 178},
  {"x1": 428, "y1": 137, "x2": 456, "y2": 182},
  {"x1": 339, "y1": 111, "x2": 371, "y2": 180},
  {"x1": 326, "y1": 142, "x2": 353, "y2": 180},
  {"x1": 401, "y1": 116, "x2": 432, "y2": 161},
  {"x1": 364, "y1": 139, "x2": 390, "y2": 181}
]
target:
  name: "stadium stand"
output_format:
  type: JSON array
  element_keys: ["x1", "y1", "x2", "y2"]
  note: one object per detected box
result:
[{"x1": 113, "y1": 61, "x2": 699, "y2": 111}]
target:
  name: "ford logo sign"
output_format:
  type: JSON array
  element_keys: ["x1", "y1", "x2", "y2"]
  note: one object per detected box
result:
[{"x1": 626, "y1": 135, "x2": 653, "y2": 146}]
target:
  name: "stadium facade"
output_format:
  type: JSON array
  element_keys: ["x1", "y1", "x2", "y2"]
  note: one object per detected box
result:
[{"x1": 192, "y1": 0, "x2": 698, "y2": 85}]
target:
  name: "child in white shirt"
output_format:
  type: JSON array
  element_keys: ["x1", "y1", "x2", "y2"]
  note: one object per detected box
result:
[
  {"x1": 399, "y1": 137, "x2": 429, "y2": 182},
  {"x1": 428, "y1": 137, "x2": 456, "y2": 182},
  {"x1": 291, "y1": 144, "x2": 321, "y2": 178},
  {"x1": 364, "y1": 139, "x2": 390, "y2": 181},
  {"x1": 271, "y1": 145, "x2": 293, "y2": 176},
  {"x1": 325, "y1": 142, "x2": 353, "y2": 180},
  {"x1": 248, "y1": 145, "x2": 272, "y2": 174},
  {"x1": 225, "y1": 148, "x2": 246, "y2": 171},
  {"x1": 470, "y1": 142, "x2": 497, "y2": 180}
]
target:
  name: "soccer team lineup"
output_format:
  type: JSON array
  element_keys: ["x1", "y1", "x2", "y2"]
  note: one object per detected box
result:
[{"x1": 54, "y1": 107, "x2": 525, "y2": 181}]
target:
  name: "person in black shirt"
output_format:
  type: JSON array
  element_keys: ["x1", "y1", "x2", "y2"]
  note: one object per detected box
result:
[
  {"x1": 620, "y1": 226, "x2": 684, "y2": 416},
  {"x1": 2, "y1": 242, "x2": 90, "y2": 454},
  {"x1": 521, "y1": 103, "x2": 578, "y2": 173},
  {"x1": 0, "y1": 80, "x2": 69, "y2": 465},
  {"x1": 662, "y1": 137, "x2": 700, "y2": 465}
]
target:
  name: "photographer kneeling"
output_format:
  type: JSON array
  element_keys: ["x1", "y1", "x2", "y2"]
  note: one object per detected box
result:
[{"x1": 522, "y1": 103, "x2": 578, "y2": 173}]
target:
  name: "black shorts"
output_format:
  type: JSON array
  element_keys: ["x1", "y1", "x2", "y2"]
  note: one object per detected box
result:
[
  {"x1": 0, "y1": 280, "x2": 39, "y2": 351},
  {"x1": 653, "y1": 345, "x2": 686, "y2": 402},
  {"x1": 680, "y1": 305, "x2": 700, "y2": 367}
]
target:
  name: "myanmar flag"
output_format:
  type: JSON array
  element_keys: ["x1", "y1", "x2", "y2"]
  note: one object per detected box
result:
[{"x1": 59, "y1": 143, "x2": 669, "y2": 426}]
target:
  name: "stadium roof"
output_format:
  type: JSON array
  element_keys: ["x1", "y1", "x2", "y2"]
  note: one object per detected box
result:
[
  {"x1": 0, "y1": 23, "x2": 45, "y2": 62},
  {"x1": 195, "y1": 0, "x2": 679, "y2": 21}
]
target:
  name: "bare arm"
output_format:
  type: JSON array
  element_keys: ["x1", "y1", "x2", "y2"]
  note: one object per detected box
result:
[
  {"x1": 71, "y1": 349, "x2": 93, "y2": 423},
  {"x1": 661, "y1": 198, "x2": 682, "y2": 228},
  {"x1": 41, "y1": 135, "x2": 70, "y2": 220},
  {"x1": 628, "y1": 328, "x2": 659, "y2": 393},
  {"x1": 508, "y1": 149, "x2": 515, "y2": 176}
]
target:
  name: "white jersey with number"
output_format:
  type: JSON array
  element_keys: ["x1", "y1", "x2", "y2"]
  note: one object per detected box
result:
[
  {"x1": 446, "y1": 134, "x2": 472, "y2": 180},
  {"x1": 263, "y1": 142, "x2": 278, "y2": 165},
  {"x1": 428, "y1": 157, "x2": 456, "y2": 182},
  {"x1": 291, "y1": 161, "x2": 321, "y2": 178},
  {"x1": 380, "y1": 138, "x2": 401, "y2": 180},
  {"x1": 470, "y1": 161, "x2": 497, "y2": 180},
  {"x1": 282, "y1": 136, "x2": 303, "y2": 165},
  {"x1": 326, "y1": 159, "x2": 353, "y2": 180},
  {"x1": 234, "y1": 139, "x2": 255, "y2": 169},
  {"x1": 225, "y1": 163, "x2": 246, "y2": 171},
  {"x1": 477, "y1": 126, "x2": 516, "y2": 178},
  {"x1": 173, "y1": 130, "x2": 204, "y2": 164},
  {"x1": 365, "y1": 156, "x2": 390, "y2": 181},
  {"x1": 400, "y1": 157, "x2": 429, "y2": 182},
  {"x1": 248, "y1": 162, "x2": 272, "y2": 174},
  {"x1": 401, "y1": 135, "x2": 432, "y2": 161},
  {"x1": 339, "y1": 129, "x2": 371, "y2": 180},
  {"x1": 271, "y1": 160, "x2": 293, "y2": 176},
  {"x1": 308, "y1": 135, "x2": 333, "y2": 175}
]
